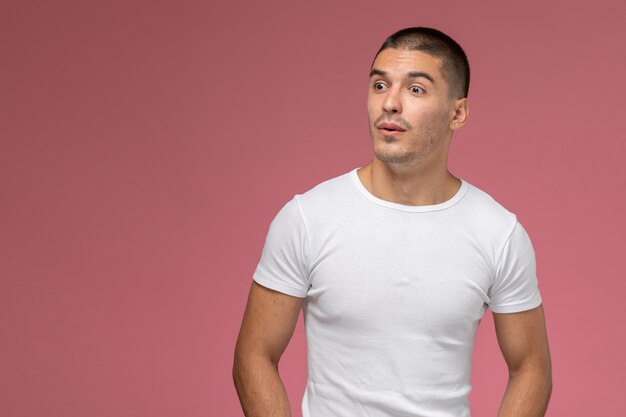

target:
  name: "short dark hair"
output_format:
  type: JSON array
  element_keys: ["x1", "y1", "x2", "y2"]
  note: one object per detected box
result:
[{"x1": 373, "y1": 27, "x2": 470, "y2": 99}]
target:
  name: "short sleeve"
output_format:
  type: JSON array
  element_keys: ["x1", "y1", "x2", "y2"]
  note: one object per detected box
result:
[
  {"x1": 488, "y1": 220, "x2": 543, "y2": 313},
  {"x1": 252, "y1": 195, "x2": 310, "y2": 298}
]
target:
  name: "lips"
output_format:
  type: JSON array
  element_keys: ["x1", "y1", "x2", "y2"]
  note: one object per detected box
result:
[{"x1": 376, "y1": 122, "x2": 406, "y2": 135}]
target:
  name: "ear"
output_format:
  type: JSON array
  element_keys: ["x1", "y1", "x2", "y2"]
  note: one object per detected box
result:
[{"x1": 449, "y1": 98, "x2": 468, "y2": 130}]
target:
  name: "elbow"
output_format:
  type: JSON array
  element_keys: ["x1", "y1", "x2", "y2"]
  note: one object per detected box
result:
[
  {"x1": 232, "y1": 341, "x2": 249, "y2": 386},
  {"x1": 232, "y1": 348, "x2": 241, "y2": 387},
  {"x1": 545, "y1": 370, "x2": 552, "y2": 400},
  {"x1": 232, "y1": 343, "x2": 250, "y2": 379},
  {"x1": 232, "y1": 344, "x2": 277, "y2": 382},
  {"x1": 508, "y1": 349, "x2": 552, "y2": 381},
  {"x1": 508, "y1": 361, "x2": 553, "y2": 396}
]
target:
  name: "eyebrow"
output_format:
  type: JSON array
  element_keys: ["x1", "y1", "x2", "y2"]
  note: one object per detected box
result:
[{"x1": 369, "y1": 68, "x2": 436, "y2": 85}]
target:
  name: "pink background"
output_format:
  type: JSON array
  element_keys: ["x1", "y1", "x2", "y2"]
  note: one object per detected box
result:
[{"x1": 1, "y1": 1, "x2": 625, "y2": 416}]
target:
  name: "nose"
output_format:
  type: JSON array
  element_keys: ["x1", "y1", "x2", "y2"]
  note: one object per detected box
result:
[{"x1": 382, "y1": 87, "x2": 402, "y2": 114}]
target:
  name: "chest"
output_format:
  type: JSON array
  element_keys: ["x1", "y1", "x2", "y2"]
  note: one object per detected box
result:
[{"x1": 305, "y1": 221, "x2": 493, "y2": 335}]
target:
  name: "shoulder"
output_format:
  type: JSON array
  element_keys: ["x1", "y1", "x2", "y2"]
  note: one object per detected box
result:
[
  {"x1": 267, "y1": 169, "x2": 355, "y2": 229},
  {"x1": 461, "y1": 180, "x2": 519, "y2": 239},
  {"x1": 294, "y1": 169, "x2": 355, "y2": 209}
]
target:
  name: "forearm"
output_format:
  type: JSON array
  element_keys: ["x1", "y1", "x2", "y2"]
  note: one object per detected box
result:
[
  {"x1": 497, "y1": 368, "x2": 552, "y2": 417},
  {"x1": 233, "y1": 355, "x2": 292, "y2": 417}
]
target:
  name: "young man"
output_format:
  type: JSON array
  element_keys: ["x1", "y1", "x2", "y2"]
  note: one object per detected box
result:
[{"x1": 233, "y1": 27, "x2": 552, "y2": 417}]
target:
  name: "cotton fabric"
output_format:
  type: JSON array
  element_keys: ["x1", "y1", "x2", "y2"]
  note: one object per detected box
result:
[{"x1": 253, "y1": 167, "x2": 542, "y2": 417}]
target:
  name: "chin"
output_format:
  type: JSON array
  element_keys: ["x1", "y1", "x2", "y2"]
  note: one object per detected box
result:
[{"x1": 373, "y1": 148, "x2": 414, "y2": 164}]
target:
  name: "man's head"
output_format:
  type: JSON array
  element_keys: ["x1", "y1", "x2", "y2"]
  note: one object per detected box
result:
[
  {"x1": 373, "y1": 27, "x2": 470, "y2": 101},
  {"x1": 367, "y1": 27, "x2": 470, "y2": 166}
]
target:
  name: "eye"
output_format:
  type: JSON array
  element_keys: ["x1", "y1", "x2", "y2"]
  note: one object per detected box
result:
[
  {"x1": 410, "y1": 85, "x2": 424, "y2": 94},
  {"x1": 373, "y1": 82, "x2": 386, "y2": 91}
]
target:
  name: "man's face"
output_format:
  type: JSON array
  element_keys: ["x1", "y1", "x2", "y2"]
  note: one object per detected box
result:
[{"x1": 367, "y1": 48, "x2": 459, "y2": 165}]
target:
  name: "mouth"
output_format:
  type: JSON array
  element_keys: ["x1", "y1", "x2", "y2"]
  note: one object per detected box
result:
[{"x1": 376, "y1": 122, "x2": 406, "y2": 136}]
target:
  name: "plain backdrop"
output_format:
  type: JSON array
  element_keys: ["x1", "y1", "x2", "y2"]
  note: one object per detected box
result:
[{"x1": 1, "y1": 0, "x2": 625, "y2": 416}]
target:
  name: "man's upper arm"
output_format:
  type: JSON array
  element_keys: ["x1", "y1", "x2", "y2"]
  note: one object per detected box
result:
[
  {"x1": 235, "y1": 194, "x2": 309, "y2": 366},
  {"x1": 234, "y1": 280, "x2": 304, "y2": 366},
  {"x1": 493, "y1": 305, "x2": 552, "y2": 377}
]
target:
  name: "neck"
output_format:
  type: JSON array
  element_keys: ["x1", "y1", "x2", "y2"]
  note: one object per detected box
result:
[{"x1": 357, "y1": 159, "x2": 461, "y2": 206}]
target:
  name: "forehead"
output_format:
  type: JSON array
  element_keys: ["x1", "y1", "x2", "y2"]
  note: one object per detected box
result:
[{"x1": 371, "y1": 48, "x2": 444, "y2": 81}]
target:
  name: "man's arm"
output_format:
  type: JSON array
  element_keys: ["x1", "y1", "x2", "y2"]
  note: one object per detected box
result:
[
  {"x1": 233, "y1": 281, "x2": 305, "y2": 417},
  {"x1": 493, "y1": 304, "x2": 552, "y2": 417}
]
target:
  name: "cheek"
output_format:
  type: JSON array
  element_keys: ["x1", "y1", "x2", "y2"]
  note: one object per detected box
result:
[
  {"x1": 409, "y1": 104, "x2": 447, "y2": 123},
  {"x1": 367, "y1": 94, "x2": 380, "y2": 115}
]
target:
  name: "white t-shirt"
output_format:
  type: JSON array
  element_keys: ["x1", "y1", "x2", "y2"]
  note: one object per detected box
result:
[{"x1": 252, "y1": 167, "x2": 542, "y2": 417}]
